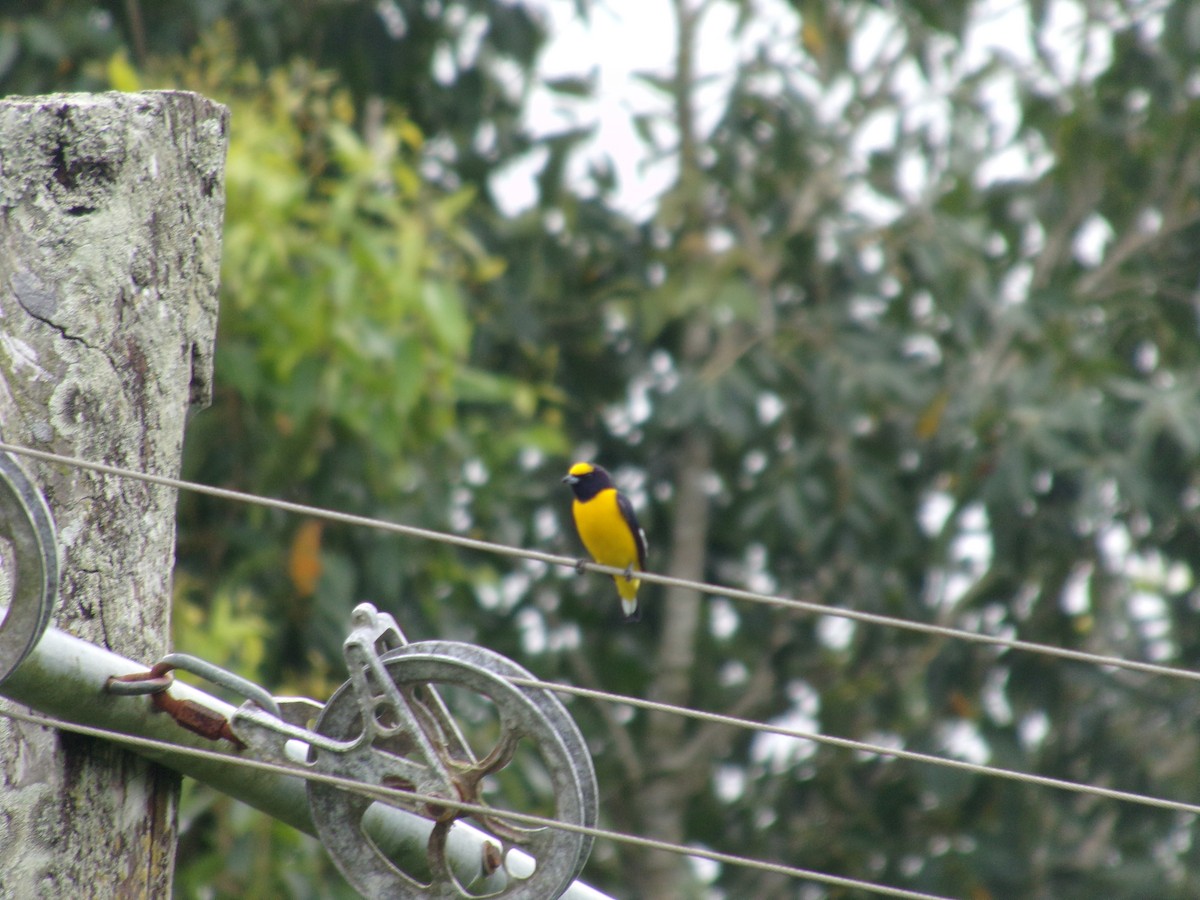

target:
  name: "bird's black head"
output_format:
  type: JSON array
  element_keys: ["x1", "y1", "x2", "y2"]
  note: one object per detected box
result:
[{"x1": 562, "y1": 461, "x2": 613, "y2": 501}]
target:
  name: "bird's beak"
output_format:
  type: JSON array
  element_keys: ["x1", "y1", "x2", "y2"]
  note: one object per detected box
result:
[{"x1": 562, "y1": 474, "x2": 577, "y2": 484}]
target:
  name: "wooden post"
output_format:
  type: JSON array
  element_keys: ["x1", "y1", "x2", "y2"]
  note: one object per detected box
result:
[{"x1": 0, "y1": 91, "x2": 227, "y2": 896}]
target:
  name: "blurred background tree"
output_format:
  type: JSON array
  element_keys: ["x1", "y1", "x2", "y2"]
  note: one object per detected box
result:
[{"x1": 5, "y1": 0, "x2": 1200, "y2": 897}]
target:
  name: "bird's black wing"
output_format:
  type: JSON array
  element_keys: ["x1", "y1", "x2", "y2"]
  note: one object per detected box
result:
[{"x1": 616, "y1": 492, "x2": 647, "y2": 570}]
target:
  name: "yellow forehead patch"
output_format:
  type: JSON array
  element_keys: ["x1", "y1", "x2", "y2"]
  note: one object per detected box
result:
[{"x1": 568, "y1": 461, "x2": 595, "y2": 477}]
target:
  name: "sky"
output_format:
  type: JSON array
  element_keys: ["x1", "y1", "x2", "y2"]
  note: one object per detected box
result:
[
  {"x1": 494, "y1": 0, "x2": 1131, "y2": 230},
  {"x1": 494, "y1": 0, "x2": 796, "y2": 218}
]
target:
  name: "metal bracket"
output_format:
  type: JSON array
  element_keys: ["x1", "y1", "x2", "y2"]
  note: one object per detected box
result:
[
  {"x1": 233, "y1": 603, "x2": 599, "y2": 899},
  {"x1": 0, "y1": 450, "x2": 58, "y2": 685}
]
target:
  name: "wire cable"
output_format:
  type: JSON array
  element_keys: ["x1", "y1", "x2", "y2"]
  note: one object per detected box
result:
[
  {"x1": 0, "y1": 703, "x2": 953, "y2": 900},
  {"x1": 11, "y1": 441, "x2": 1200, "y2": 816},
  {"x1": 4, "y1": 440, "x2": 1198, "y2": 686},
  {"x1": 5, "y1": 440, "x2": 1200, "y2": 893},
  {"x1": 507, "y1": 675, "x2": 1200, "y2": 817}
]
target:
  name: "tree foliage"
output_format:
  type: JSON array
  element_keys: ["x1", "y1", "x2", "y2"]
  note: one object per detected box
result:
[{"x1": 6, "y1": 1, "x2": 1200, "y2": 898}]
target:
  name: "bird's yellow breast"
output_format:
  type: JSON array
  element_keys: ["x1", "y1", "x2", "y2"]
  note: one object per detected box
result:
[{"x1": 572, "y1": 489, "x2": 640, "y2": 570}]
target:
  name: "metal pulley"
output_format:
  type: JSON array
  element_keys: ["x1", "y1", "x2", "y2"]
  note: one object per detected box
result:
[
  {"x1": 234, "y1": 605, "x2": 599, "y2": 899},
  {"x1": 0, "y1": 449, "x2": 59, "y2": 684}
]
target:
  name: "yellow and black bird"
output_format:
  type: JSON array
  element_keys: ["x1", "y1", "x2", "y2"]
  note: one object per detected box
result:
[{"x1": 562, "y1": 461, "x2": 648, "y2": 622}]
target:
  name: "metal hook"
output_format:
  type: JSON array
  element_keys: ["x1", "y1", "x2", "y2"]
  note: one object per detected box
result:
[{"x1": 0, "y1": 450, "x2": 58, "y2": 685}]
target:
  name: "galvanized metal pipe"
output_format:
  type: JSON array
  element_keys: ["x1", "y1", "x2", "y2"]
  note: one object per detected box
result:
[{"x1": 0, "y1": 624, "x2": 612, "y2": 900}]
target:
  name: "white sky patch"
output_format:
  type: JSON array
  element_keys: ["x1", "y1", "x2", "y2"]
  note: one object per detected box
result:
[
  {"x1": 612, "y1": 466, "x2": 649, "y2": 513},
  {"x1": 652, "y1": 478, "x2": 674, "y2": 503},
  {"x1": 1099, "y1": 532, "x2": 1190, "y2": 652},
  {"x1": 626, "y1": 373, "x2": 654, "y2": 425},
  {"x1": 844, "y1": 178, "x2": 906, "y2": 226},
  {"x1": 602, "y1": 403, "x2": 635, "y2": 438},
  {"x1": 1125, "y1": 548, "x2": 1189, "y2": 592},
  {"x1": 498, "y1": 0, "x2": 1118, "y2": 226},
  {"x1": 474, "y1": 118, "x2": 498, "y2": 156},
  {"x1": 534, "y1": 584, "x2": 561, "y2": 613},
  {"x1": 1019, "y1": 709, "x2": 1050, "y2": 751},
  {"x1": 1040, "y1": 0, "x2": 1114, "y2": 88},
  {"x1": 516, "y1": 0, "x2": 679, "y2": 218},
  {"x1": 855, "y1": 730, "x2": 904, "y2": 763},
  {"x1": 1060, "y1": 564, "x2": 1092, "y2": 615},
  {"x1": 903, "y1": 333, "x2": 942, "y2": 364},
  {"x1": 1166, "y1": 562, "x2": 1193, "y2": 594},
  {"x1": 1097, "y1": 521, "x2": 1132, "y2": 570},
  {"x1": 896, "y1": 149, "x2": 931, "y2": 203},
  {"x1": 853, "y1": 108, "x2": 899, "y2": 160},
  {"x1": 751, "y1": 685, "x2": 819, "y2": 774},
  {"x1": 815, "y1": 73, "x2": 855, "y2": 124},
  {"x1": 718, "y1": 659, "x2": 749, "y2": 688},
  {"x1": 375, "y1": 0, "x2": 407, "y2": 39},
  {"x1": 702, "y1": 469, "x2": 724, "y2": 498},
  {"x1": 517, "y1": 606, "x2": 547, "y2": 654},
  {"x1": 686, "y1": 851, "x2": 721, "y2": 885},
  {"x1": 1134, "y1": 594, "x2": 1171, "y2": 628},
  {"x1": 548, "y1": 620, "x2": 581, "y2": 651},
  {"x1": 511, "y1": 0, "x2": 806, "y2": 218},
  {"x1": 484, "y1": 571, "x2": 529, "y2": 613},
  {"x1": 998, "y1": 261, "x2": 1033, "y2": 305},
  {"x1": 1073, "y1": 213, "x2": 1114, "y2": 267},
  {"x1": 713, "y1": 763, "x2": 745, "y2": 803},
  {"x1": 602, "y1": 304, "x2": 629, "y2": 337},
  {"x1": 960, "y1": 0, "x2": 1035, "y2": 157},
  {"x1": 1134, "y1": 340, "x2": 1159, "y2": 374},
  {"x1": 522, "y1": 556, "x2": 549, "y2": 581},
  {"x1": 709, "y1": 597, "x2": 740, "y2": 640},
  {"x1": 743, "y1": 542, "x2": 777, "y2": 595},
  {"x1": 918, "y1": 490, "x2": 955, "y2": 537},
  {"x1": 937, "y1": 719, "x2": 990, "y2": 765},
  {"x1": 976, "y1": 134, "x2": 1055, "y2": 189},
  {"x1": 449, "y1": 485, "x2": 473, "y2": 532},
  {"x1": 432, "y1": 43, "x2": 457, "y2": 86},
  {"x1": 649, "y1": 345, "x2": 675, "y2": 372},
  {"x1": 961, "y1": 0, "x2": 1034, "y2": 71},
  {"x1": 850, "y1": 5, "x2": 907, "y2": 77},
  {"x1": 756, "y1": 392, "x2": 785, "y2": 425},
  {"x1": 1129, "y1": 589, "x2": 1174, "y2": 660},
  {"x1": 742, "y1": 448, "x2": 768, "y2": 476},
  {"x1": 982, "y1": 666, "x2": 1013, "y2": 725},
  {"x1": 476, "y1": 579, "x2": 501, "y2": 610},
  {"x1": 490, "y1": 145, "x2": 549, "y2": 217},
  {"x1": 950, "y1": 505, "x2": 992, "y2": 600},
  {"x1": 533, "y1": 506, "x2": 558, "y2": 542},
  {"x1": 648, "y1": 347, "x2": 680, "y2": 391},
  {"x1": 860, "y1": 241, "x2": 885, "y2": 273},
  {"x1": 816, "y1": 615, "x2": 855, "y2": 651},
  {"x1": 463, "y1": 458, "x2": 489, "y2": 485},
  {"x1": 1136, "y1": 206, "x2": 1164, "y2": 235},
  {"x1": 519, "y1": 446, "x2": 545, "y2": 471},
  {"x1": 611, "y1": 703, "x2": 636, "y2": 725}
]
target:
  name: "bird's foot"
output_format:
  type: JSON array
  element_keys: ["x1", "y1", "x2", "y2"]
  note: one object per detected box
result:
[
  {"x1": 623, "y1": 564, "x2": 635, "y2": 583},
  {"x1": 574, "y1": 558, "x2": 589, "y2": 575}
]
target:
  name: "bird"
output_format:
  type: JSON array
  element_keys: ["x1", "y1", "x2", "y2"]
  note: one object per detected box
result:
[{"x1": 562, "y1": 461, "x2": 648, "y2": 622}]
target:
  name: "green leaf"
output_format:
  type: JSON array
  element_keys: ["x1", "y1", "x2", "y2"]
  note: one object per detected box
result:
[{"x1": 421, "y1": 280, "x2": 471, "y2": 355}]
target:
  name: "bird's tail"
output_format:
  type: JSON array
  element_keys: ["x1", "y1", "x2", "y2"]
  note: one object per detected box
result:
[{"x1": 615, "y1": 575, "x2": 641, "y2": 622}]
